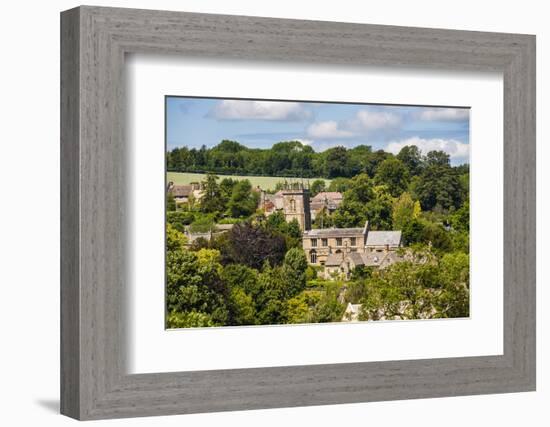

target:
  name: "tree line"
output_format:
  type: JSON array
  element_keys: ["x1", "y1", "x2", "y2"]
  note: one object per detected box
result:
[{"x1": 167, "y1": 140, "x2": 464, "y2": 180}]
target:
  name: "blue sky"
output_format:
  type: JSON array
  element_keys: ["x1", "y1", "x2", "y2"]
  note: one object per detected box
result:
[{"x1": 166, "y1": 97, "x2": 470, "y2": 164}]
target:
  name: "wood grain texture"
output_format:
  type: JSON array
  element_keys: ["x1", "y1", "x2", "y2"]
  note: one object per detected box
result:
[{"x1": 60, "y1": 6, "x2": 536, "y2": 420}]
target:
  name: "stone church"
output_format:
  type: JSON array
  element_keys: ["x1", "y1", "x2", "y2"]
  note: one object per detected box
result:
[{"x1": 260, "y1": 180, "x2": 403, "y2": 277}]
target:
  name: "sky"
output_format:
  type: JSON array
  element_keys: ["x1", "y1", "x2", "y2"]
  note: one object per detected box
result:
[{"x1": 166, "y1": 97, "x2": 470, "y2": 165}]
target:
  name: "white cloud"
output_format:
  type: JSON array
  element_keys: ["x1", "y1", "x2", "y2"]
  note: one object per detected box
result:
[
  {"x1": 352, "y1": 110, "x2": 401, "y2": 131},
  {"x1": 306, "y1": 121, "x2": 354, "y2": 139},
  {"x1": 209, "y1": 100, "x2": 311, "y2": 121},
  {"x1": 386, "y1": 137, "x2": 469, "y2": 161},
  {"x1": 307, "y1": 109, "x2": 401, "y2": 139},
  {"x1": 295, "y1": 138, "x2": 314, "y2": 146},
  {"x1": 418, "y1": 108, "x2": 469, "y2": 121}
]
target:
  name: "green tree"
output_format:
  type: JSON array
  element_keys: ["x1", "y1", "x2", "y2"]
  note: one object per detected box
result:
[
  {"x1": 166, "y1": 211, "x2": 195, "y2": 232},
  {"x1": 450, "y1": 201, "x2": 470, "y2": 232},
  {"x1": 228, "y1": 287, "x2": 256, "y2": 325},
  {"x1": 327, "y1": 177, "x2": 351, "y2": 193},
  {"x1": 189, "y1": 215, "x2": 215, "y2": 233},
  {"x1": 425, "y1": 150, "x2": 450, "y2": 167},
  {"x1": 312, "y1": 283, "x2": 345, "y2": 322},
  {"x1": 412, "y1": 163, "x2": 463, "y2": 211},
  {"x1": 325, "y1": 146, "x2": 350, "y2": 178},
  {"x1": 219, "y1": 177, "x2": 238, "y2": 205},
  {"x1": 374, "y1": 157, "x2": 410, "y2": 197},
  {"x1": 167, "y1": 191, "x2": 176, "y2": 212},
  {"x1": 166, "y1": 311, "x2": 214, "y2": 328},
  {"x1": 200, "y1": 173, "x2": 224, "y2": 213},
  {"x1": 166, "y1": 223, "x2": 188, "y2": 251},
  {"x1": 392, "y1": 192, "x2": 421, "y2": 231},
  {"x1": 310, "y1": 179, "x2": 326, "y2": 197},
  {"x1": 396, "y1": 145, "x2": 423, "y2": 176},
  {"x1": 282, "y1": 247, "x2": 309, "y2": 297},
  {"x1": 226, "y1": 222, "x2": 287, "y2": 269},
  {"x1": 165, "y1": 248, "x2": 229, "y2": 327},
  {"x1": 226, "y1": 179, "x2": 259, "y2": 218},
  {"x1": 286, "y1": 291, "x2": 322, "y2": 324}
]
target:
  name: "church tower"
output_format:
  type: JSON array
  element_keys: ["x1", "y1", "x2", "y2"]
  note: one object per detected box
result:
[{"x1": 281, "y1": 181, "x2": 311, "y2": 231}]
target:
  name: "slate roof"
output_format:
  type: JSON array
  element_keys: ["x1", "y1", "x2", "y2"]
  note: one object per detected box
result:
[
  {"x1": 344, "y1": 251, "x2": 404, "y2": 268},
  {"x1": 365, "y1": 231, "x2": 402, "y2": 247},
  {"x1": 311, "y1": 192, "x2": 343, "y2": 202},
  {"x1": 304, "y1": 227, "x2": 365, "y2": 238},
  {"x1": 325, "y1": 253, "x2": 344, "y2": 266}
]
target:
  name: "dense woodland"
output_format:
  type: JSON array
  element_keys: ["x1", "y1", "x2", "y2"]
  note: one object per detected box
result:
[{"x1": 166, "y1": 140, "x2": 470, "y2": 328}]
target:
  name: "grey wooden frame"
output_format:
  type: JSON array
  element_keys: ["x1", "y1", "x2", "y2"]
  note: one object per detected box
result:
[{"x1": 61, "y1": 5, "x2": 536, "y2": 421}]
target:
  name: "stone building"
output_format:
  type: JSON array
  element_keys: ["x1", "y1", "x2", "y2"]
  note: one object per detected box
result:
[
  {"x1": 167, "y1": 181, "x2": 202, "y2": 205},
  {"x1": 281, "y1": 183, "x2": 311, "y2": 231},
  {"x1": 302, "y1": 220, "x2": 403, "y2": 278},
  {"x1": 260, "y1": 182, "x2": 312, "y2": 231},
  {"x1": 309, "y1": 191, "x2": 343, "y2": 221}
]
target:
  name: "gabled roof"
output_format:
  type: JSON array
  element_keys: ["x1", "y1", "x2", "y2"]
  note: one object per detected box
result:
[
  {"x1": 169, "y1": 185, "x2": 193, "y2": 197},
  {"x1": 365, "y1": 230, "x2": 402, "y2": 247},
  {"x1": 325, "y1": 253, "x2": 344, "y2": 266},
  {"x1": 311, "y1": 192, "x2": 343, "y2": 202}
]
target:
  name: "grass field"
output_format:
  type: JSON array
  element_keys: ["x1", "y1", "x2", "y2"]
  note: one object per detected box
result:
[{"x1": 167, "y1": 172, "x2": 331, "y2": 191}]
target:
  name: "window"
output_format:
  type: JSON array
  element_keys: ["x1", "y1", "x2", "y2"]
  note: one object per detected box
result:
[
  {"x1": 311, "y1": 238, "x2": 317, "y2": 247},
  {"x1": 336, "y1": 238, "x2": 342, "y2": 246},
  {"x1": 310, "y1": 250, "x2": 317, "y2": 264},
  {"x1": 289, "y1": 199, "x2": 296, "y2": 212},
  {"x1": 350, "y1": 237, "x2": 356, "y2": 246},
  {"x1": 321, "y1": 238, "x2": 328, "y2": 247}
]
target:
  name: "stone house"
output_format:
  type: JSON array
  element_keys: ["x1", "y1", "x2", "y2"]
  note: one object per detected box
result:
[{"x1": 303, "y1": 220, "x2": 403, "y2": 279}]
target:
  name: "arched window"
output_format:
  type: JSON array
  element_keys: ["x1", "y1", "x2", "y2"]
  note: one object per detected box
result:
[
  {"x1": 310, "y1": 250, "x2": 317, "y2": 264},
  {"x1": 289, "y1": 198, "x2": 296, "y2": 212}
]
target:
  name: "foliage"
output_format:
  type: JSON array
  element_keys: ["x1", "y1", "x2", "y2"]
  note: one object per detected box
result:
[
  {"x1": 356, "y1": 247, "x2": 469, "y2": 321},
  {"x1": 166, "y1": 223, "x2": 188, "y2": 251},
  {"x1": 327, "y1": 177, "x2": 351, "y2": 193},
  {"x1": 374, "y1": 157, "x2": 410, "y2": 197},
  {"x1": 331, "y1": 174, "x2": 393, "y2": 229},
  {"x1": 199, "y1": 173, "x2": 225, "y2": 213},
  {"x1": 166, "y1": 211, "x2": 195, "y2": 232},
  {"x1": 392, "y1": 192, "x2": 421, "y2": 231},
  {"x1": 166, "y1": 191, "x2": 176, "y2": 212},
  {"x1": 450, "y1": 201, "x2": 470, "y2": 232},
  {"x1": 225, "y1": 222, "x2": 287, "y2": 270},
  {"x1": 166, "y1": 311, "x2": 215, "y2": 328},
  {"x1": 396, "y1": 145, "x2": 423, "y2": 176},
  {"x1": 310, "y1": 179, "x2": 326, "y2": 197},
  {"x1": 189, "y1": 215, "x2": 215, "y2": 233},
  {"x1": 226, "y1": 179, "x2": 260, "y2": 218},
  {"x1": 411, "y1": 152, "x2": 465, "y2": 211}
]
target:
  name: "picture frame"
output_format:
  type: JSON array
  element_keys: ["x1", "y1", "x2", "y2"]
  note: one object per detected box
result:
[{"x1": 60, "y1": 5, "x2": 536, "y2": 420}]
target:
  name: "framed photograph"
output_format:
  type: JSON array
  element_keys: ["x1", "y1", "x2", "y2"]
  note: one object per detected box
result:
[{"x1": 61, "y1": 6, "x2": 536, "y2": 420}]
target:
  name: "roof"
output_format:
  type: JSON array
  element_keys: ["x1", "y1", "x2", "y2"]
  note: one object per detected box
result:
[
  {"x1": 312, "y1": 192, "x2": 343, "y2": 202},
  {"x1": 310, "y1": 201, "x2": 340, "y2": 212},
  {"x1": 346, "y1": 252, "x2": 365, "y2": 266},
  {"x1": 365, "y1": 231, "x2": 402, "y2": 247},
  {"x1": 169, "y1": 185, "x2": 193, "y2": 197},
  {"x1": 325, "y1": 253, "x2": 344, "y2": 266},
  {"x1": 304, "y1": 227, "x2": 365, "y2": 238}
]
